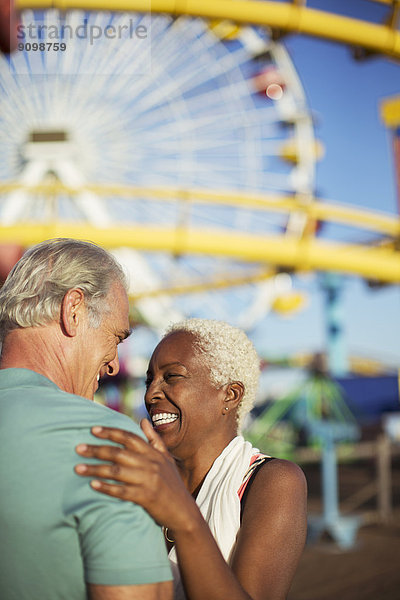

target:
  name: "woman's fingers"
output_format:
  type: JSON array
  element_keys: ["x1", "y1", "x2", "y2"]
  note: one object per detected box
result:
[
  {"x1": 74, "y1": 424, "x2": 190, "y2": 527},
  {"x1": 75, "y1": 461, "x2": 183, "y2": 526},
  {"x1": 74, "y1": 460, "x2": 148, "y2": 484},
  {"x1": 75, "y1": 444, "x2": 197, "y2": 531},
  {"x1": 89, "y1": 426, "x2": 148, "y2": 452},
  {"x1": 90, "y1": 480, "x2": 130, "y2": 498},
  {"x1": 89, "y1": 480, "x2": 153, "y2": 508},
  {"x1": 140, "y1": 418, "x2": 169, "y2": 454},
  {"x1": 88, "y1": 479, "x2": 170, "y2": 527},
  {"x1": 76, "y1": 423, "x2": 172, "y2": 467},
  {"x1": 75, "y1": 442, "x2": 137, "y2": 466}
]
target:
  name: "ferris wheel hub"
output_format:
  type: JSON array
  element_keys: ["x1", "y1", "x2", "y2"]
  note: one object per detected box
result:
[{"x1": 24, "y1": 130, "x2": 73, "y2": 161}]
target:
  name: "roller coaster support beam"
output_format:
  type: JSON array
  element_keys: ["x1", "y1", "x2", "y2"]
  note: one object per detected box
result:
[
  {"x1": 322, "y1": 273, "x2": 348, "y2": 377},
  {"x1": 0, "y1": 222, "x2": 399, "y2": 283},
  {"x1": 16, "y1": 0, "x2": 400, "y2": 61}
]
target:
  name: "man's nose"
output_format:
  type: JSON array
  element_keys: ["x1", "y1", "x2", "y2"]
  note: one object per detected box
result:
[{"x1": 106, "y1": 352, "x2": 120, "y2": 377}]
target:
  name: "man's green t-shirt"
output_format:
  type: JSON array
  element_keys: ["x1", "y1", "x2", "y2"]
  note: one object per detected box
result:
[{"x1": 0, "y1": 368, "x2": 172, "y2": 599}]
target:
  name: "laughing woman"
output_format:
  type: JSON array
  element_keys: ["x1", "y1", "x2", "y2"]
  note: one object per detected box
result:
[{"x1": 75, "y1": 319, "x2": 307, "y2": 600}]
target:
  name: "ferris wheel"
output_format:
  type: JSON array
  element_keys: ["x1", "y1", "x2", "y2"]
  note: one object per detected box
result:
[{"x1": 0, "y1": 8, "x2": 318, "y2": 334}]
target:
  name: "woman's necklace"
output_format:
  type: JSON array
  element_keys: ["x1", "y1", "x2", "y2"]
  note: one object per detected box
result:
[
  {"x1": 162, "y1": 477, "x2": 205, "y2": 546},
  {"x1": 163, "y1": 526, "x2": 174, "y2": 543}
]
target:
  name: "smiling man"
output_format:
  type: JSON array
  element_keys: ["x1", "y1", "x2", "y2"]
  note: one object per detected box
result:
[{"x1": 0, "y1": 238, "x2": 172, "y2": 600}]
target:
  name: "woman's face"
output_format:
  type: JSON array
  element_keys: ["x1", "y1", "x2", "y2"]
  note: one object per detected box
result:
[{"x1": 144, "y1": 331, "x2": 227, "y2": 456}]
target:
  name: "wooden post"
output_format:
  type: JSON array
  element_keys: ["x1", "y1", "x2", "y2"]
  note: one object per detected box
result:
[{"x1": 377, "y1": 434, "x2": 392, "y2": 523}]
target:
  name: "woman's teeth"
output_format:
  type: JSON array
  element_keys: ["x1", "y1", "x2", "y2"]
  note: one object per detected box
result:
[{"x1": 152, "y1": 413, "x2": 178, "y2": 426}]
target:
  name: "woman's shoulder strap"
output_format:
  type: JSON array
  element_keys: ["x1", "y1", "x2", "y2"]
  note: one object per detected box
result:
[{"x1": 238, "y1": 454, "x2": 276, "y2": 522}]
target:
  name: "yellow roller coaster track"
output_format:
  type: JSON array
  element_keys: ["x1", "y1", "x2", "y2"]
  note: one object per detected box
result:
[
  {"x1": 1, "y1": 182, "x2": 399, "y2": 237},
  {"x1": 1, "y1": 182, "x2": 399, "y2": 283},
  {"x1": 1, "y1": 221, "x2": 399, "y2": 282},
  {"x1": 15, "y1": 0, "x2": 400, "y2": 60}
]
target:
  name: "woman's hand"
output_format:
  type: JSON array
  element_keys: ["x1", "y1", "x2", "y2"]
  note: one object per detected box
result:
[{"x1": 75, "y1": 419, "x2": 197, "y2": 531}]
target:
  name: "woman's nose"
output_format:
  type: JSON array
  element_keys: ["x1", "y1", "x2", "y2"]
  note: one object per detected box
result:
[{"x1": 145, "y1": 379, "x2": 163, "y2": 403}]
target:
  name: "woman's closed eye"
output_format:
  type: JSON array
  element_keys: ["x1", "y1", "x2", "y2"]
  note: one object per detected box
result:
[
  {"x1": 164, "y1": 372, "x2": 182, "y2": 382},
  {"x1": 145, "y1": 373, "x2": 181, "y2": 388}
]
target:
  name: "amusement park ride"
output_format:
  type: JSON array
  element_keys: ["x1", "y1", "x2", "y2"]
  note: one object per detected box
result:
[{"x1": 0, "y1": 0, "x2": 400, "y2": 547}]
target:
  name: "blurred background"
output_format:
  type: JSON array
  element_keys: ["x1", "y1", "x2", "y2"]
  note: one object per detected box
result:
[{"x1": 1, "y1": 1, "x2": 400, "y2": 597}]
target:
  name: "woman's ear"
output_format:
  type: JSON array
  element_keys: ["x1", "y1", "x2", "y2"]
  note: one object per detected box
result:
[
  {"x1": 222, "y1": 381, "x2": 244, "y2": 414},
  {"x1": 61, "y1": 288, "x2": 85, "y2": 337}
]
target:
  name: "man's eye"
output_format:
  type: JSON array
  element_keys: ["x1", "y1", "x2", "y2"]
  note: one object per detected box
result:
[{"x1": 145, "y1": 378, "x2": 152, "y2": 388}]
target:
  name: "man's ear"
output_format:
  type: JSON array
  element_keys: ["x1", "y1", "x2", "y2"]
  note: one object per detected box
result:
[
  {"x1": 61, "y1": 289, "x2": 85, "y2": 337},
  {"x1": 223, "y1": 381, "x2": 244, "y2": 412}
]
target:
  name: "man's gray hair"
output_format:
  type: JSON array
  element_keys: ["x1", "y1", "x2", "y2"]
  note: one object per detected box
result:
[
  {"x1": 165, "y1": 318, "x2": 260, "y2": 430},
  {"x1": 0, "y1": 238, "x2": 127, "y2": 341}
]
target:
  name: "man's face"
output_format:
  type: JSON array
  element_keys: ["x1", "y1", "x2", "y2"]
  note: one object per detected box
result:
[{"x1": 77, "y1": 281, "x2": 130, "y2": 400}]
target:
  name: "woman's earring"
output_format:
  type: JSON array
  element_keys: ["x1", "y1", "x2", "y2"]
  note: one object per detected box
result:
[{"x1": 222, "y1": 406, "x2": 229, "y2": 415}]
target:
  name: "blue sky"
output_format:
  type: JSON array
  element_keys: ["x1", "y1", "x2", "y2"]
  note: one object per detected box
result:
[{"x1": 250, "y1": 2, "x2": 400, "y2": 369}]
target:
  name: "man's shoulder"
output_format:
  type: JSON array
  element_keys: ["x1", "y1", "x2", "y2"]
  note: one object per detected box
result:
[
  {"x1": 56, "y1": 391, "x2": 142, "y2": 437},
  {"x1": 81, "y1": 399, "x2": 142, "y2": 434},
  {"x1": 0, "y1": 368, "x2": 142, "y2": 438}
]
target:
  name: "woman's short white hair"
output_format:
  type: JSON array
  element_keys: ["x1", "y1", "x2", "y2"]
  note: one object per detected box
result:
[
  {"x1": 0, "y1": 238, "x2": 127, "y2": 341},
  {"x1": 165, "y1": 318, "x2": 260, "y2": 430}
]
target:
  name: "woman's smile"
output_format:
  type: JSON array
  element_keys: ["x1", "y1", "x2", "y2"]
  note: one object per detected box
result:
[{"x1": 151, "y1": 411, "x2": 179, "y2": 428}]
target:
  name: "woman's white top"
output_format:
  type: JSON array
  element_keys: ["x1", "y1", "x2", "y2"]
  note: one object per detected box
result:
[{"x1": 169, "y1": 435, "x2": 260, "y2": 599}]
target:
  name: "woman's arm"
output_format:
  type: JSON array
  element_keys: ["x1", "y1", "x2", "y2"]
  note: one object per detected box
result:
[
  {"x1": 75, "y1": 423, "x2": 307, "y2": 600},
  {"x1": 231, "y1": 459, "x2": 307, "y2": 599},
  {"x1": 170, "y1": 458, "x2": 307, "y2": 600}
]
